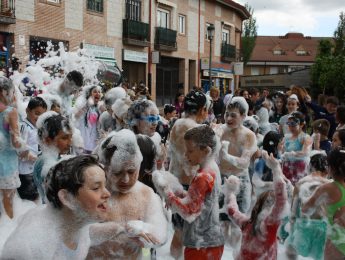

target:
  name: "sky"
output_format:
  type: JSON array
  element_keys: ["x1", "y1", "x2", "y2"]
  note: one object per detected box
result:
[{"x1": 235, "y1": 0, "x2": 344, "y2": 37}]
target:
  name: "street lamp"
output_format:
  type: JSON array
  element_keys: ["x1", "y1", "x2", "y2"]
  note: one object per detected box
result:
[{"x1": 207, "y1": 24, "x2": 215, "y2": 89}]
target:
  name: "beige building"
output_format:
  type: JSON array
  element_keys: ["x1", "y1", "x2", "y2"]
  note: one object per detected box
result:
[{"x1": 0, "y1": 0, "x2": 249, "y2": 105}]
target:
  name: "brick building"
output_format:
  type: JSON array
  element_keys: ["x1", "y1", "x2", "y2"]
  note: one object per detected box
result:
[
  {"x1": 0, "y1": 0, "x2": 249, "y2": 104},
  {"x1": 240, "y1": 32, "x2": 331, "y2": 90}
]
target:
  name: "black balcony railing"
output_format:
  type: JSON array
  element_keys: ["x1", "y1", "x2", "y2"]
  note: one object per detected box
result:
[
  {"x1": 154, "y1": 27, "x2": 177, "y2": 51},
  {"x1": 123, "y1": 18, "x2": 149, "y2": 42},
  {"x1": 0, "y1": 0, "x2": 15, "y2": 24},
  {"x1": 221, "y1": 43, "x2": 236, "y2": 62}
]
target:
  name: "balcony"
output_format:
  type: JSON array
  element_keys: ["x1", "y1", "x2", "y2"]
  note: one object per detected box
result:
[
  {"x1": 221, "y1": 43, "x2": 236, "y2": 62},
  {"x1": 0, "y1": 0, "x2": 15, "y2": 24},
  {"x1": 122, "y1": 19, "x2": 150, "y2": 47},
  {"x1": 154, "y1": 27, "x2": 177, "y2": 52}
]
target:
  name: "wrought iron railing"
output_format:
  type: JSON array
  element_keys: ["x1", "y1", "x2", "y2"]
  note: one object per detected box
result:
[
  {"x1": 123, "y1": 18, "x2": 149, "y2": 42},
  {"x1": 155, "y1": 27, "x2": 177, "y2": 47}
]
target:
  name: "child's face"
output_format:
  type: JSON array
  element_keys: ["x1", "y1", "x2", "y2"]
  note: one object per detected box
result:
[
  {"x1": 26, "y1": 106, "x2": 47, "y2": 126},
  {"x1": 51, "y1": 104, "x2": 61, "y2": 114},
  {"x1": 332, "y1": 131, "x2": 342, "y2": 149},
  {"x1": 275, "y1": 97, "x2": 284, "y2": 111},
  {"x1": 325, "y1": 103, "x2": 337, "y2": 114},
  {"x1": 286, "y1": 118, "x2": 301, "y2": 135},
  {"x1": 166, "y1": 110, "x2": 177, "y2": 120},
  {"x1": 51, "y1": 130, "x2": 73, "y2": 154},
  {"x1": 107, "y1": 161, "x2": 139, "y2": 193},
  {"x1": 75, "y1": 165, "x2": 110, "y2": 221},
  {"x1": 184, "y1": 140, "x2": 208, "y2": 166},
  {"x1": 91, "y1": 88, "x2": 102, "y2": 104},
  {"x1": 287, "y1": 99, "x2": 298, "y2": 113},
  {"x1": 224, "y1": 108, "x2": 244, "y2": 129},
  {"x1": 137, "y1": 107, "x2": 159, "y2": 137}
]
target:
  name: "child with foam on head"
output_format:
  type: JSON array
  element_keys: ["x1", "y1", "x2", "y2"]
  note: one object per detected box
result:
[
  {"x1": 281, "y1": 111, "x2": 312, "y2": 185},
  {"x1": 17, "y1": 97, "x2": 47, "y2": 201},
  {"x1": 303, "y1": 149, "x2": 345, "y2": 260},
  {"x1": 312, "y1": 119, "x2": 332, "y2": 154},
  {"x1": 0, "y1": 77, "x2": 27, "y2": 219},
  {"x1": 279, "y1": 94, "x2": 299, "y2": 135},
  {"x1": 87, "y1": 129, "x2": 167, "y2": 259},
  {"x1": 2, "y1": 155, "x2": 138, "y2": 259},
  {"x1": 226, "y1": 151, "x2": 288, "y2": 260},
  {"x1": 74, "y1": 85, "x2": 102, "y2": 154},
  {"x1": 157, "y1": 125, "x2": 224, "y2": 260},
  {"x1": 286, "y1": 151, "x2": 330, "y2": 260},
  {"x1": 33, "y1": 111, "x2": 73, "y2": 204}
]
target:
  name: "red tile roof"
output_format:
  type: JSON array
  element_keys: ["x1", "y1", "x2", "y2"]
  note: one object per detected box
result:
[
  {"x1": 250, "y1": 33, "x2": 332, "y2": 62},
  {"x1": 216, "y1": 0, "x2": 250, "y2": 20}
]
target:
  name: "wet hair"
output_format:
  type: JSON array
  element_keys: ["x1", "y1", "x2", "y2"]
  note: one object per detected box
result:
[
  {"x1": 312, "y1": 119, "x2": 330, "y2": 137},
  {"x1": 164, "y1": 104, "x2": 176, "y2": 115},
  {"x1": 227, "y1": 97, "x2": 248, "y2": 115},
  {"x1": 334, "y1": 129, "x2": 345, "y2": 148},
  {"x1": 326, "y1": 96, "x2": 339, "y2": 106},
  {"x1": 262, "y1": 131, "x2": 283, "y2": 158},
  {"x1": 288, "y1": 111, "x2": 305, "y2": 124},
  {"x1": 239, "y1": 89, "x2": 249, "y2": 96},
  {"x1": 66, "y1": 70, "x2": 83, "y2": 87},
  {"x1": 38, "y1": 114, "x2": 72, "y2": 141},
  {"x1": 27, "y1": 96, "x2": 48, "y2": 111},
  {"x1": 327, "y1": 149, "x2": 345, "y2": 181},
  {"x1": 0, "y1": 76, "x2": 14, "y2": 92},
  {"x1": 249, "y1": 190, "x2": 273, "y2": 235},
  {"x1": 127, "y1": 99, "x2": 158, "y2": 133},
  {"x1": 136, "y1": 134, "x2": 157, "y2": 175},
  {"x1": 184, "y1": 125, "x2": 217, "y2": 153},
  {"x1": 310, "y1": 153, "x2": 328, "y2": 173},
  {"x1": 249, "y1": 88, "x2": 260, "y2": 97},
  {"x1": 97, "y1": 129, "x2": 143, "y2": 173},
  {"x1": 336, "y1": 106, "x2": 345, "y2": 124},
  {"x1": 183, "y1": 90, "x2": 207, "y2": 115},
  {"x1": 45, "y1": 155, "x2": 103, "y2": 209}
]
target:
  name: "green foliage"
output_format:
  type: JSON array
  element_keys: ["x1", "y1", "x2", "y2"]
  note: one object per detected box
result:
[
  {"x1": 311, "y1": 12, "x2": 345, "y2": 100},
  {"x1": 241, "y1": 3, "x2": 257, "y2": 65}
]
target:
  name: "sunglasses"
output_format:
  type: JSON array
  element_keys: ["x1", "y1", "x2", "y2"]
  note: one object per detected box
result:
[
  {"x1": 286, "y1": 121, "x2": 298, "y2": 127},
  {"x1": 140, "y1": 115, "x2": 160, "y2": 124}
]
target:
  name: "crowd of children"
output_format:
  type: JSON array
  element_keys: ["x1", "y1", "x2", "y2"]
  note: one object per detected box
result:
[{"x1": 0, "y1": 68, "x2": 345, "y2": 260}]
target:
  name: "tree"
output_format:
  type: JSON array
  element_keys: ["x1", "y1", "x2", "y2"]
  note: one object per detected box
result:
[
  {"x1": 241, "y1": 3, "x2": 258, "y2": 65},
  {"x1": 311, "y1": 12, "x2": 345, "y2": 99}
]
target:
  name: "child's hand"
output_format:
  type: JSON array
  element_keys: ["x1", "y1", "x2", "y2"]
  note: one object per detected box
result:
[
  {"x1": 224, "y1": 175, "x2": 240, "y2": 195},
  {"x1": 220, "y1": 141, "x2": 230, "y2": 160},
  {"x1": 262, "y1": 150, "x2": 280, "y2": 170}
]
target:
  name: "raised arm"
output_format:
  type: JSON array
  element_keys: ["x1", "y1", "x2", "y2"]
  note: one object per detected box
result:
[
  {"x1": 220, "y1": 132, "x2": 257, "y2": 170},
  {"x1": 262, "y1": 151, "x2": 287, "y2": 222},
  {"x1": 167, "y1": 171, "x2": 214, "y2": 223}
]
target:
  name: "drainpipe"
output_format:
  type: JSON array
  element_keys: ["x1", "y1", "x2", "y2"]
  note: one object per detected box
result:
[
  {"x1": 148, "y1": 0, "x2": 152, "y2": 95},
  {"x1": 197, "y1": 0, "x2": 200, "y2": 88}
]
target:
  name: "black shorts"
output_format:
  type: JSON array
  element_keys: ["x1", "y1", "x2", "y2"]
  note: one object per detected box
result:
[
  {"x1": 172, "y1": 184, "x2": 189, "y2": 229},
  {"x1": 17, "y1": 174, "x2": 39, "y2": 201}
]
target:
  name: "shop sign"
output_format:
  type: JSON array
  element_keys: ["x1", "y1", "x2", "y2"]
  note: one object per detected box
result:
[
  {"x1": 203, "y1": 70, "x2": 233, "y2": 79},
  {"x1": 201, "y1": 58, "x2": 209, "y2": 70},
  {"x1": 123, "y1": 49, "x2": 148, "y2": 63},
  {"x1": 234, "y1": 62, "x2": 244, "y2": 75},
  {"x1": 84, "y1": 43, "x2": 115, "y2": 59},
  {"x1": 19, "y1": 35, "x2": 25, "y2": 46}
]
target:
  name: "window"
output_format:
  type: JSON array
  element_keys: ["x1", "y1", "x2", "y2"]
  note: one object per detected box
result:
[
  {"x1": 251, "y1": 67, "x2": 259, "y2": 75},
  {"x1": 273, "y1": 50, "x2": 283, "y2": 55},
  {"x1": 205, "y1": 23, "x2": 211, "y2": 40},
  {"x1": 222, "y1": 29, "x2": 230, "y2": 44},
  {"x1": 87, "y1": 0, "x2": 103, "y2": 13},
  {"x1": 269, "y1": 67, "x2": 278, "y2": 74},
  {"x1": 296, "y1": 50, "x2": 307, "y2": 56},
  {"x1": 125, "y1": 0, "x2": 141, "y2": 21},
  {"x1": 157, "y1": 9, "x2": 170, "y2": 28},
  {"x1": 47, "y1": 0, "x2": 60, "y2": 3},
  {"x1": 178, "y1": 14, "x2": 186, "y2": 34}
]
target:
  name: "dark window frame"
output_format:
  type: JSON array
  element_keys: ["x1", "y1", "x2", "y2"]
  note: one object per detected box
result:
[
  {"x1": 87, "y1": 0, "x2": 104, "y2": 13},
  {"x1": 125, "y1": 0, "x2": 141, "y2": 21}
]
